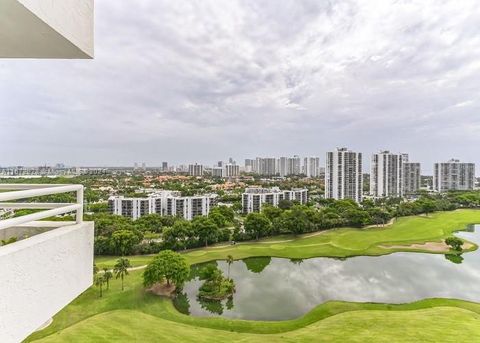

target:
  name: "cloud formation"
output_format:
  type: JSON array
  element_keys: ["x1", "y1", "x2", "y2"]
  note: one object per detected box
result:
[{"x1": 1, "y1": 0, "x2": 480, "y2": 171}]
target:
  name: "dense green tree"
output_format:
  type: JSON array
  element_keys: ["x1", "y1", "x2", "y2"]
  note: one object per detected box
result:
[
  {"x1": 162, "y1": 220, "x2": 194, "y2": 250},
  {"x1": 244, "y1": 212, "x2": 272, "y2": 240},
  {"x1": 261, "y1": 204, "x2": 283, "y2": 221},
  {"x1": 193, "y1": 216, "x2": 220, "y2": 247},
  {"x1": 445, "y1": 236, "x2": 464, "y2": 251},
  {"x1": 209, "y1": 206, "x2": 235, "y2": 223},
  {"x1": 134, "y1": 214, "x2": 164, "y2": 233},
  {"x1": 417, "y1": 198, "x2": 437, "y2": 216},
  {"x1": 143, "y1": 250, "x2": 189, "y2": 287},
  {"x1": 279, "y1": 206, "x2": 311, "y2": 235},
  {"x1": 344, "y1": 209, "x2": 371, "y2": 227},
  {"x1": 111, "y1": 229, "x2": 141, "y2": 255},
  {"x1": 278, "y1": 199, "x2": 293, "y2": 210},
  {"x1": 209, "y1": 212, "x2": 227, "y2": 228}
]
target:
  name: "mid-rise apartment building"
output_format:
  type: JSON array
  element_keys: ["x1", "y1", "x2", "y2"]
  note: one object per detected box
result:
[
  {"x1": 242, "y1": 187, "x2": 308, "y2": 213},
  {"x1": 109, "y1": 191, "x2": 217, "y2": 220},
  {"x1": 370, "y1": 151, "x2": 405, "y2": 198},
  {"x1": 224, "y1": 163, "x2": 240, "y2": 177},
  {"x1": 325, "y1": 148, "x2": 363, "y2": 202},
  {"x1": 433, "y1": 159, "x2": 475, "y2": 192},
  {"x1": 212, "y1": 163, "x2": 240, "y2": 178},
  {"x1": 188, "y1": 163, "x2": 204, "y2": 176},
  {"x1": 403, "y1": 162, "x2": 421, "y2": 194}
]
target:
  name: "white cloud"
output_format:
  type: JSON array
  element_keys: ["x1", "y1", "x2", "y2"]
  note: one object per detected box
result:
[{"x1": 1, "y1": 0, "x2": 480, "y2": 169}]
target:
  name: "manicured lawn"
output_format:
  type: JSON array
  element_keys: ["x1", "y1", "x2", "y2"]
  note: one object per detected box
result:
[
  {"x1": 26, "y1": 209, "x2": 480, "y2": 342},
  {"x1": 29, "y1": 298, "x2": 480, "y2": 343}
]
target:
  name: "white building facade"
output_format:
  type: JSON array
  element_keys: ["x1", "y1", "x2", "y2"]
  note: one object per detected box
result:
[
  {"x1": 325, "y1": 148, "x2": 363, "y2": 202},
  {"x1": 242, "y1": 187, "x2": 308, "y2": 214},
  {"x1": 109, "y1": 191, "x2": 218, "y2": 221},
  {"x1": 303, "y1": 157, "x2": 321, "y2": 178},
  {"x1": 403, "y1": 162, "x2": 421, "y2": 195},
  {"x1": 433, "y1": 159, "x2": 475, "y2": 192},
  {"x1": 188, "y1": 163, "x2": 204, "y2": 176},
  {"x1": 370, "y1": 151, "x2": 405, "y2": 198}
]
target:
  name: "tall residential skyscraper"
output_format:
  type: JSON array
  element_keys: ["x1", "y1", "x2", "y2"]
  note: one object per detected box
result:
[
  {"x1": 433, "y1": 159, "x2": 475, "y2": 192},
  {"x1": 403, "y1": 162, "x2": 421, "y2": 194},
  {"x1": 162, "y1": 162, "x2": 168, "y2": 172},
  {"x1": 289, "y1": 155, "x2": 301, "y2": 175},
  {"x1": 244, "y1": 159, "x2": 255, "y2": 173},
  {"x1": 277, "y1": 156, "x2": 301, "y2": 176},
  {"x1": 255, "y1": 157, "x2": 277, "y2": 176},
  {"x1": 325, "y1": 148, "x2": 363, "y2": 202},
  {"x1": 370, "y1": 151, "x2": 404, "y2": 198},
  {"x1": 303, "y1": 157, "x2": 320, "y2": 178}
]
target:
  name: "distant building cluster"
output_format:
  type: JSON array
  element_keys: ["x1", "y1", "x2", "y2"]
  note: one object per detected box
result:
[
  {"x1": 108, "y1": 191, "x2": 218, "y2": 221},
  {"x1": 324, "y1": 148, "x2": 475, "y2": 203},
  {"x1": 244, "y1": 156, "x2": 323, "y2": 177},
  {"x1": 0, "y1": 165, "x2": 109, "y2": 177},
  {"x1": 242, "y1": 187, "x2": 308, "y2": 214}
]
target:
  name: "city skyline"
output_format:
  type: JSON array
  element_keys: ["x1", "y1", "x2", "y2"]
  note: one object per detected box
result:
[{"x1": 2, "y1": 1, "x2": 480, "y2": 169}]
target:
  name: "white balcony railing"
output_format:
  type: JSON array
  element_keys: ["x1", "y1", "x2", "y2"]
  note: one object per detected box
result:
[
  {"x1": 0, "y1": 184, "x2": 94, "y2": 343},
  {"x1": 0, "y1": 184, "x2": 84, "y2": 230}
]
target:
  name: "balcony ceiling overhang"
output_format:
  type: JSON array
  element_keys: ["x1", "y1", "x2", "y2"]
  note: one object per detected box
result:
[{"x1": 0, "y1": 0, "x2": 93, "y2": 59}]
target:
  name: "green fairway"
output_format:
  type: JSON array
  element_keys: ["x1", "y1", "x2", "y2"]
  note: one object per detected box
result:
[
  {"x1": 96, "y1": 209, "x2": 480, "y2": 269},
  {"x1": 27, "y1": 209, "x2": 480, "y2": 343}
]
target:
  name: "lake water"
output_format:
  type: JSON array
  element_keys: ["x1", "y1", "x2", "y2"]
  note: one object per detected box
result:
[{"x1": 173, "y1": 225, "x2": 480, "y2": 320}]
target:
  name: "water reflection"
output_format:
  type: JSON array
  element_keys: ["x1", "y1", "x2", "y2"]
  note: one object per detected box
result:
[
  {"x1": 243, "y1": 257, "x2": 272, "y2": 273},
  {"x1": 174, "y1": 225, "x2": 480, "y2": 321}
]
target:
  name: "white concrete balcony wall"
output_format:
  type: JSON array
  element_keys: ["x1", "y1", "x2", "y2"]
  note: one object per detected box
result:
[
  {"x1": 0, "y1": 0, "x2": 93, "y2": 58},
  {"x1": 0, "y1": 221, "x2": 94, "y2": 343},
  {"x1": 0, "y1": 184, "x2": 94, "y2": 343}
]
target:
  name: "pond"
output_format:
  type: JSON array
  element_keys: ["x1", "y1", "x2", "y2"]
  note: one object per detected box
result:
[{"x1": 173, "y1": 225, "x2": 480, "y2": 321}]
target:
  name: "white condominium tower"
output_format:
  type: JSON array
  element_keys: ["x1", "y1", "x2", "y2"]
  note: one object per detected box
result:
[
  {"x1": 277, "y1": 155, "x2": 301, "y2": 176},
  {"x1": 212, "y1": 163, "x2": 240, "y2": 178},
  {"x1": 325, "y1": 148, "x2": 363, "y2": 202},
  {"x1": 433, "y1": 159, "x2": 475, "y2": 192},
  {"x1": 370, "y1": 151, "x2": 405, "y2": 198},
  {"x1": 403, "y1": 162, "x2": 421, "y2": 194},
  {"x1": 255, "y1": 157, "x2": 277, "y2": 176},
  {"x1": 109, "y1": 191, "x2": 218, "y2": 220},
  {"x1": 303, "y1": 157, "x2": 321, "y2": 178},
  {"x1": 188, "y1": 163, "x2": 204, "y2": 176},
  {"x1": 242, "y1": 187, "x2": 308, "y2": 213}
]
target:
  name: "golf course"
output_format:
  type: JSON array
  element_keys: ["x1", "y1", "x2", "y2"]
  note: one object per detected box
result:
[{"x1": 26, "y1": 209, "x2": 480, "y2": 342}]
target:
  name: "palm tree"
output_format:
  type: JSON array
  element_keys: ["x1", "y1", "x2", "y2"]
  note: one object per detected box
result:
[
  {"x1": 103, "y1": 268, "x2": 113, "y2": 290},
  {"x1": 95, "y1": 275, "x2": 105, "y2": 297},
  {"x1": 226, "y1": 255, "x2": 234, "y2": 280},
  {"x1": 114, "y1": 257, "x2": 131, "y2": 291}
]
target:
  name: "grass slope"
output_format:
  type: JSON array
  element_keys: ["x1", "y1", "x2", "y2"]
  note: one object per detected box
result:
[
  {"x1": 26, "y1": 210, "x2": 480, "y2": 342},
  {"x1": 32, "y1": 305, "x2": 480, "y2": 343}
]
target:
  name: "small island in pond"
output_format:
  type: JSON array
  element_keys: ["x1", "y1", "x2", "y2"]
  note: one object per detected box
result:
[{"x1": 198, "y1": 264, "x2": 235, "y2": 300}]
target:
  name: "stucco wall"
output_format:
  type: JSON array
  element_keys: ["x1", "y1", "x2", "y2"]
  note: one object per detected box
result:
[{"x1": 0, "y1": 222, "x2": 94, "y2": 343}]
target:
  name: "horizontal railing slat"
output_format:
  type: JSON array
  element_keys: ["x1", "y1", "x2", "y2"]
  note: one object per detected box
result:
[{"x1": 0, "y1": 184, "x2": 84, "y2": 230}]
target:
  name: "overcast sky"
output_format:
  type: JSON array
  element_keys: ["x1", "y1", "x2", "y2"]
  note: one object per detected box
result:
[{"x1": 1, "y1": 0, "x2": 480, "y2": 173}]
